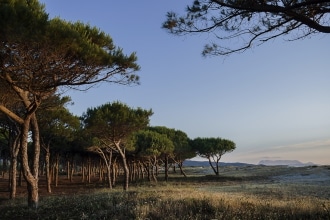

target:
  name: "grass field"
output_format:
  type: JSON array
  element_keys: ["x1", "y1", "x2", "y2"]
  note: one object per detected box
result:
[{"x1": 0, "y1": 165, "x2": 329, "y2": 219}]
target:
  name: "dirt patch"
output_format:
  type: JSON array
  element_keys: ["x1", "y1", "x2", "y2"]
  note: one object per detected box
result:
[
  {"x1": 0, "y1": 174, "x2": 106, "y2": 205},
  {"x1": 1, "y1": 165, "x2": 329, "y2": 204}
]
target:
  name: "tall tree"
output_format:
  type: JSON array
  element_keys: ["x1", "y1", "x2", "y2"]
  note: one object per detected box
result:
[
  {"x1": 0, "y1": 80, "x2": 23, "y2": 199},
  {"x1": 0, "y1": 110, "x2": 21, "y2": 199},
  {"x1": 37, "y1": 95, "x2": 80, "y2": 193},
  {"x1": 170, "y1": 131, "x2": 195, "y2": 177},
  {"x1": 0, "y1": 0, "x2": 140, "y2": 208},
  {"x1": 191, "y1": 137, "x2": 236, "y2": 175},
  {"x1": 148, "y1": 126, "x2": 192, "y2": 179},
  {"x1": 82, "y1": 101, "x2": 153, "y2": 190},
  {"x1": 130, "y1": 130, "x2": 174, "y2": 182},
  {"x1": 163, "y1": 0, "x2": 330, "y2": 56}
]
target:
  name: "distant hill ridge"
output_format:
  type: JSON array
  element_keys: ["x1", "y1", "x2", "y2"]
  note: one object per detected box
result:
[
  {"x1": 183, "y1": 159, "x2": 316, "y2": 167},
  {"x1": 258, "y1": 160, "x2": 315, "y2": 167},
  {"x1": 183, "y1": 160, "x2": 250, "y2": 167}
]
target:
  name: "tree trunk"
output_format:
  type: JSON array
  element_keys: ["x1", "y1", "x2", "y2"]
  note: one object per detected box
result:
[
  {"x1": 2, "y1": 158, "x2": 8, "y2": 178},
  {"x1": 131, "y1": 162, "x2": 136, "y2": 182},
  {"x1": 54, "y1": 153, "x2": 60, "y2": 187},
  {"x1": 164, "y1": 155, "x2": 169, "y2": 182},
  {"x1": 114, "y1": 142, "x2": 129, "y2": 190},
  {"x1": 18, "y1": 163, "x2": 22, "y2": 187},
  {"x1": 145, "y1": 162, "x2": 151, "y2": 182},
  {"x1": 87, "y1": 157, "x2": 91, "y2": 184},
  {"x1": 121, "y1": 156, "x2": 129, "y2": 190},
  {"x1": 106, "y1": 165, "x2": 112, "y2": 189},
  {"x1": 45, "y1": 148, "x2": 51, "y2": 193},
  {"x1": 66, "y1": 159, "x2": 70, "y2": 180},
  {"x1": 151, "y1": 165, "x2": 157, "y2": 182},
  {"x1": 208, "y1": 157, "x2": 218, "y2": 175},
  {"x1": 9, "y1": 135, "x2": 20, "y2": 199},
  {"x1": 151, "y1": 156, "x2": 158, "y2": 183},
  {"x1": 98, "y1": 159, "x2": 103, "y2": 182},
  {"x1": 140, "y1": 162, "x2": 145, "y2": 180},
  {"x1": 70, "y1": 158, "x2": 74, "y2": 182},
  {"x1": 111, "y1": 158, "x2": 117, "y2": 187},
  {"x1": 81, "y1": 161, "x2": 85, "y2": 182},
  {"x1": 9, "y1": 156, "x2": 17, "y2": 199},
  {"x1": 21, "y1": 114, "x2": 40, "y2": 208},
  {"x1": 178, "y1": 162, "x2": 187, "y2": 178},
  {"x1": 27, "y1": 180, "x2": 39, "y2": 209}
]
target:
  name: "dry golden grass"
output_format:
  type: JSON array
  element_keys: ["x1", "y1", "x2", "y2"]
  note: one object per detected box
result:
[{"x1": 0, "y1": 165, "x2": 329, "y2": 219}]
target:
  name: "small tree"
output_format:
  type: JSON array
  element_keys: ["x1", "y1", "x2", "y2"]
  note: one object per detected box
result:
[
  {"x1": 163, "y1": 0, "x2": 330, "y2": 56},
  {"x1": 191, "y1": 137, "x2": 236, "y2": 175}
]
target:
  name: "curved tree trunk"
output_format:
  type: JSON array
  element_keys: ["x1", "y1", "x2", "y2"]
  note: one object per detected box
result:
[
  {"x1": 114, "y1": 142, "x2": 129, "y2": 190},
  {"x1": 121, "y1": 156, "x2": 129, "y2": 190},
  {"x1": 21, "y1": 114, "x2": 40, "y2": 208},
  {"x1": 208, "y1": 157, "x2": 218, "y2": 176},
  {"x1": 178, "y1": 162, "x2": 187, "y2": 178}
]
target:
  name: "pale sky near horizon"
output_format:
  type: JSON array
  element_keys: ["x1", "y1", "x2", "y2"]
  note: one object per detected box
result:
[{"x1": 39, "y1": 0, "x2": 330, "y2": 165}]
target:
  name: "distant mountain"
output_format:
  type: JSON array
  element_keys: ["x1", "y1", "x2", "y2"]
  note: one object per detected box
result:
[
  {"x1": 183, "y1": 160, "x2": 251, "y2": 167},
  {"x1": 258, "y1": 160, "x2": 316, "y2": 167}
]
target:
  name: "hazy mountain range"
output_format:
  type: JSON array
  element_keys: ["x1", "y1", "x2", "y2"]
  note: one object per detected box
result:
[
  {"x1": 183, "y1": 160, "x2": 316, "y2": 167},
  {"x1": 258, "y1": 160, "x2": 316, "y2": 167}
]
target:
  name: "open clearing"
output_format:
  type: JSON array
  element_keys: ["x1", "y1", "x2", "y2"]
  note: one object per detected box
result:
[
  {"x1": 186, "y1": 165, "x2": 330, "y2": 200},
  {"x1": 0, "y1": 165, "x2": 329, "y2": 219}
]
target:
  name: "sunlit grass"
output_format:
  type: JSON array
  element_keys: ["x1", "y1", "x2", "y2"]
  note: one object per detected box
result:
[
  {"x1": 1, "y1": 181, "x2": 329, "y2": 220},
  {"x1": 1, "y1": 165, "x2": 329, "y2": 219}
]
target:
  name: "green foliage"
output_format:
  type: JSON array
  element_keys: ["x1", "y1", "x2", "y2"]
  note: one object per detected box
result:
[
  {"x1": 131, "y1": 130, "x2": 174, "y2": 157},
  {"x1": 37, "y1": 95, "x2": 80, "y2": 153},
  {"x1": 82, "y1": 101, "x2": 153, "y2": 152},
  {"x1": 191, "y1": 137, "x2": 236, "y2": 159},
  {"x1": 0, "y1": 0, "x2": 48, "y2": 40},
  {"x1": 148, "y1": 126, "x2": 195, "y2": 160},
  {"x1": 191, "y1": 137, "x2": 236, "y2": 175},
  {"x1": 1, "y1": 0, "x2": 140, "y2": 97}
]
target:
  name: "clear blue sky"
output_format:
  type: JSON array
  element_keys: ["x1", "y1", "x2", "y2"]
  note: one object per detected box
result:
[{"x1": 39, "y1": 0, "x2": 330, "y2": 165}]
